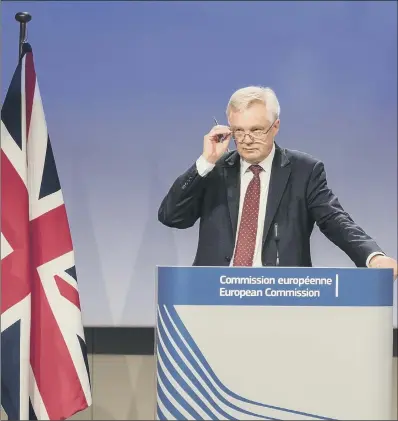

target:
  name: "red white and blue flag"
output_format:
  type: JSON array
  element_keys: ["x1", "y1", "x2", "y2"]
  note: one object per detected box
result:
[{"x1": 1, "y1": 42, "x2": 92, "y2": 420}]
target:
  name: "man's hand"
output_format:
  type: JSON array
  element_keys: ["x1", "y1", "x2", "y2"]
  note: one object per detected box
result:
[
  {"x1": 369, "y1": 255, "x2": 398, "y2": 279},
  {"x1": 203, "y1": 125, "x2": 232, "y2": 164}
]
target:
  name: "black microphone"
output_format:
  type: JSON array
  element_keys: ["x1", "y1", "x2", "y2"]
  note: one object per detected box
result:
[{"x1": 273, "y1": 223, "x2": 280, "y2": 266}]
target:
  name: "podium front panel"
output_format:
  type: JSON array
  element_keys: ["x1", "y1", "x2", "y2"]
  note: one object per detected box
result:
[{"x1": 155, "y1": 267, "x2": 394, "y2": 420}]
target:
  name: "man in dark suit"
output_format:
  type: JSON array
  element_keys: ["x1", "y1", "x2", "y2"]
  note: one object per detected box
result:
[{"x1": 158, "y1": 86, "x2": 397, "y2": 275}]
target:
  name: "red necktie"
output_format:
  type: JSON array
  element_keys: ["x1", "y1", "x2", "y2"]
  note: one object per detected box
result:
[{"x1": 233, "y1": 165, "x2": 263, "y2": 266}]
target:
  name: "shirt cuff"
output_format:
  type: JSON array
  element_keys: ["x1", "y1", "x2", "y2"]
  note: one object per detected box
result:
[
  {"x1": 366, "y1": 252, "x2": 385, "y2": 267},
  {"x1": 196, "y1": 155, "x2": 215, "y2": 177}
]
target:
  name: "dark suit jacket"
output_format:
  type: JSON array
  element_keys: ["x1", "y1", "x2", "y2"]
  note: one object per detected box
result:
[{"x1": 158, "y1": 144, "x2": 383, "y2": 267}]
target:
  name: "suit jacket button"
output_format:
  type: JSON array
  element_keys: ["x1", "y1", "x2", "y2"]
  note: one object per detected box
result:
[{"x1": 225, "y1": 256, "x2": 231, "y2": 262}]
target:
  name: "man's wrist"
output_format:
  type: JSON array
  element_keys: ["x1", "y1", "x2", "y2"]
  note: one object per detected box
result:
[
  {"x1": 203, "y1": 152, "x2": 218, "y2": 164},
  {"x1": 366, "y1": 252, "x2": 385, "y2": 268},
  {"x1": 196, "y1": 155, "x2": 215, "y2": 177}
]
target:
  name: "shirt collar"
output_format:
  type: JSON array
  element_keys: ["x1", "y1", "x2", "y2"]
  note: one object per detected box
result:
[{"x1": 240, "y1": 142, "x2": 276, "y2": 175}]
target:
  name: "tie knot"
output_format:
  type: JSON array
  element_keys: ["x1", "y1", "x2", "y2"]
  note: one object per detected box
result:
[{"x1": 249, "y1": 165, "x2": 263, "y2": 176}]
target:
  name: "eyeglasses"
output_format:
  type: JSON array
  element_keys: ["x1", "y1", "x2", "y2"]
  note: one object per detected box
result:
[{"x1": 232, "y1": 120, "x2": 277, "y2": 143}]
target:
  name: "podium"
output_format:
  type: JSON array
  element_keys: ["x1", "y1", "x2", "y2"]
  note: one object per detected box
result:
[{"x1": 154, "y1": 266, "x2": 394, "y2": 420}]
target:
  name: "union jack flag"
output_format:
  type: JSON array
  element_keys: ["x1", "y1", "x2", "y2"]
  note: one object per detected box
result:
[{"x1": 1, "y1": 42, "x2": 92, "y2": 420}]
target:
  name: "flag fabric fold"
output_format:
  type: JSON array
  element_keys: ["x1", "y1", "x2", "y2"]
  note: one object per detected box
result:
[{"x1": 1, "y1": 42, "x2": 92, "y2": 420}]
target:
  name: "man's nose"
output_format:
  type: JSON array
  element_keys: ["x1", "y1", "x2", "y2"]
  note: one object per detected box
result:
[{"x1": 242, "y1": 133, "x2": 254, "y2": 144}]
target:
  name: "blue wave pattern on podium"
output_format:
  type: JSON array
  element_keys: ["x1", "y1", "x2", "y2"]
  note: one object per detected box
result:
[{"x1": 155, "y1": 305, "x2": 337, "y2": 420}]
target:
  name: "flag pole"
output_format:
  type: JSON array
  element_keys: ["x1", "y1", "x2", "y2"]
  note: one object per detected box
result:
[{"x1": 15, "y1": 12, "x2": 32, "y2": 59}]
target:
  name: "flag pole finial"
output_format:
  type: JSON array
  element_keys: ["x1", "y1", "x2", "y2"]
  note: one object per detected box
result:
[{"x1": 15, "y1": 12, "x2": 32, "y2": 59}]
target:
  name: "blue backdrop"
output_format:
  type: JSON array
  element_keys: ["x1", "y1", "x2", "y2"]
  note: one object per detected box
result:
[{"x1": 2, "y1": 1, "x2": 397, "y2": 327}]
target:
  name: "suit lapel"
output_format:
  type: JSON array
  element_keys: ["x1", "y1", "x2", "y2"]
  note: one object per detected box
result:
[
  {"x1": 262, "y1": 145, "x2": 291, "y2": 245},
  {"x1": 223, "y1": 152, "x2": 240, "y2": 240}
]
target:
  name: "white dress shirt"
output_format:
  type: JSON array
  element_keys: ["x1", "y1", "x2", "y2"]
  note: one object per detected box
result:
[{"x1": 195, "y1": 145, "x2": 382, "y2": 267}]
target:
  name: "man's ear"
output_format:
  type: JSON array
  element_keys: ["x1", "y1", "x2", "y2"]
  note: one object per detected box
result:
[{"x1": 273, "y1": 119, "x2": 280, "y2": 134}]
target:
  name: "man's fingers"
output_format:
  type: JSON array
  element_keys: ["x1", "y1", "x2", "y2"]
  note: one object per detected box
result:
[
  {"x1": 210, "y1": 125, "x2": 231, "y2": 135},
  {"x1": 219, "y1": 132, "x2": 232, "y2": 142}
]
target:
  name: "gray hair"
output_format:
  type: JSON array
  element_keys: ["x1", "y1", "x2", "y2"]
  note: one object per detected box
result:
[{"x1": 226, "y1": 86, "x2": 281, "y2": 122}]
